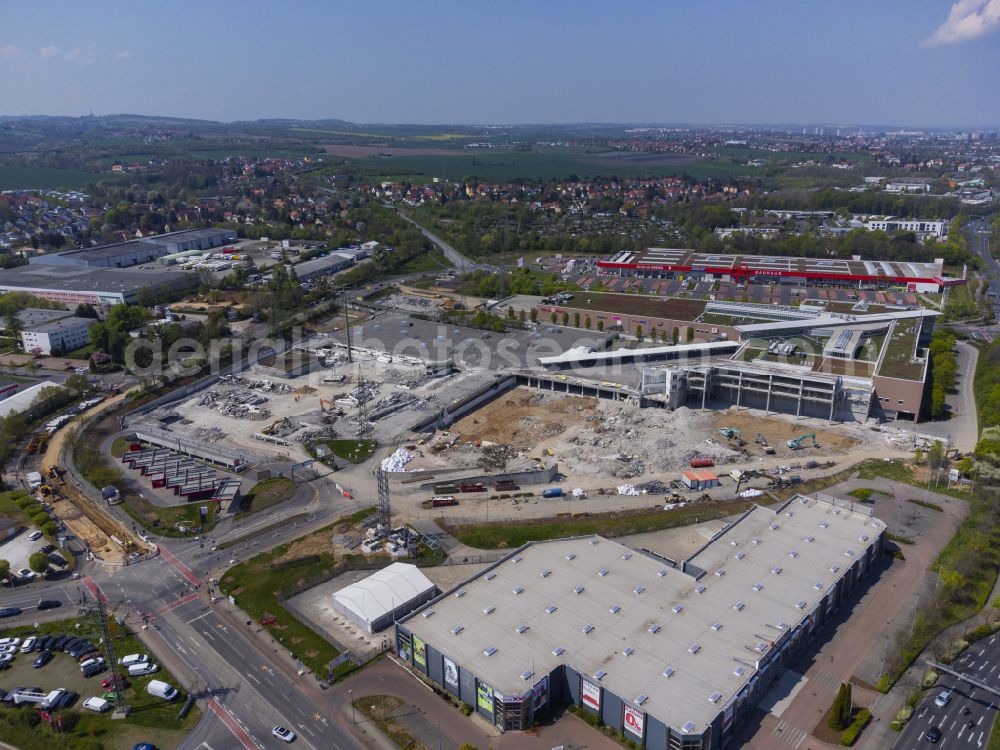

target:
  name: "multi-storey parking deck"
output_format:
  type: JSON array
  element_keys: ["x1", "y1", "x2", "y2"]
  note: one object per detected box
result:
[{"x1": 599, "y1": 248, "x2": 964, "y2": 293}]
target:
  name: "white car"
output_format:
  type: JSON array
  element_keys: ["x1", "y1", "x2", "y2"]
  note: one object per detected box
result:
[
  {"x1": 79, "y1": 656, "x2": 104, "y2": 670},
  {"x1": 82, "y1": 696, "x2": 111, "y2": 713},
  {"x1": 127, "y1": 662, "x2": 159, "y2": 676},
  {"x1": 0, "y1": 637, "x2": 20, "y2": 647},
  {"x1": 16, "y1": 569, "x2": 37, "y2": 580},
  {"x1": 118, "y1": 653, "x2": 148, "y2": 667},
  {"x1": 272, "y1": 726, "x2": 296, "y2": 743},
  {"x1": 0, "y1": 653, "x2": 13, "y2": 664},
  {"x1": 20, "y1": 637, "x2": 36, "y2": 653},
  {"x1": 934, "y1": 690, "x2": 951, "y2": 708},
  {"x1": 27, "y1": 530, "x2": 42, "y2": 542},
  {"x1": 0, "y1": 645, "x2": 17, "y2": 655}
]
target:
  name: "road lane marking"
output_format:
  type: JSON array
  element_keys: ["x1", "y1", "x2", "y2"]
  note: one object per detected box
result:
[{"x1": 245, "y1": 671, "x2": 261, "y2": 684}]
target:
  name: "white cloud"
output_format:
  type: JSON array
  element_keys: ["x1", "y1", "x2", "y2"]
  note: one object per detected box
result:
[
  {"x1": 924, "y1": 0, "x2": 1000, "y2": 46},
  {"x1": 113, "y1": 49, "x2": 131, "y2": 61},
  {"x1": 0, "y1": 45, "x2": 23, "y2": 59},
  {"x1": 39, "y1": 46, "x2": 60, "y2": 60}
]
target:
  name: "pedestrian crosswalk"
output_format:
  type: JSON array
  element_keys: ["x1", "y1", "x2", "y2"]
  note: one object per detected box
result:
[
  {"x1": 772, "y1": 719, "x2": 808, "y2": 748},
  {"x1": 811, "y1": 668, "x2": 840, "y2": 690}
]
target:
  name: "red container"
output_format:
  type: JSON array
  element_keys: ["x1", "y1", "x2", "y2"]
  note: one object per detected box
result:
[{"x1": 689, "y1": 458, "x2": 715, "y2": 468}]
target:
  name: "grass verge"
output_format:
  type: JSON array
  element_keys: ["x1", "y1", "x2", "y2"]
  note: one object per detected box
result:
[
  {"x1": 309, "y1": 439, "x2": 376, "y2": 464},
  {"x1": 244, "y1": 477, "x2": 295, "y2": 514},
  {"x1": 444, "y1": 500, "x2": 753, "y2": 550},
  {"x1": 354, "y1": 695, "x2": 427, "y2": 750}
]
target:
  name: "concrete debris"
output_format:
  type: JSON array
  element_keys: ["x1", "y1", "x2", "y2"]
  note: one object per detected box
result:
[
  {"x1": 295, "y1": 426, "x2": 340, "y2": 443},
  {"x1": 478, "y1": 443, "x2": 518, "y2": 471},
  {"x1": 739, "y1": 488, "x2": 765, "y2": 498},
  {"x1": 194, "y1": 427, "x2": 226, "y2": 442},
  {"x1": 617, "y1": 484, "x2": 640, "y2": 495},
  {"x1": 381, "y1": 448, "x2": 414, "y2": 472},
  {"x1": 198, "y1": 388, "x2": 271, "y2": 421},
  {"x1": 220, "y1": 374, "x2": 292, "y2": 394}
]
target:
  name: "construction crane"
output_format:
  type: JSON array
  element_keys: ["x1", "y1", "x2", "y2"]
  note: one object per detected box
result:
[{"x1": 787, "y1": 433, "x2": 818, "y2": 450}]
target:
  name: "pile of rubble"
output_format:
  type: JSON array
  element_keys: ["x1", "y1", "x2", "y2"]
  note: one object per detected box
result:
[
  {"x1": 426, "y1": 431, "x2": 460, "y2": 452},
  {"x1": 516, "y1": 415, "x2": 565, "y2": 439},
  {"x1": 220, "y1": 374, "x2": 292, "y2": 394},
  {"x1": 336, "y1": 381, "x2": 379, "y2": 408},
  {"x1": 478, "y1": 443, "x2": 519, "y2": 471},
  {"x1": 295, "y1": 425, "x2": 340, "y2": 443},
  {"x1": 198, "y1": 389, "x2": 271, "y2": 421},
  {"x1": 381, "y1": 448, "x2": 414, "y2": 472},
  {"x1": 614, "y1": 453, "x2": 646, "y2": 478},
  {"x1": 194, "y1": 427, "x2": 226, "y2": 442}
]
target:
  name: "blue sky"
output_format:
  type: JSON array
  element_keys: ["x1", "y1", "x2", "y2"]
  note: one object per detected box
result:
[{"x1": 1, "y1": 0, "x2": 999, "y2": 126}]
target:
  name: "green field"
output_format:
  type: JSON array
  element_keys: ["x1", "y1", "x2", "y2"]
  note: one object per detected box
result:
[
  {"x1": 0, "y1": 166, "x2": 102, "y2": 190},
  {"x1": 351, "y1": 146, "x2": 709, "y2": 182}
]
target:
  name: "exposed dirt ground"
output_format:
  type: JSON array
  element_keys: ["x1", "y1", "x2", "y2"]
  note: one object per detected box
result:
[
  {"x1": 452, "y1": 390, "x2": 597, "y2": 447},
  {"x1": 707, "y1": 410, "x2": 863, "y2": 455}
]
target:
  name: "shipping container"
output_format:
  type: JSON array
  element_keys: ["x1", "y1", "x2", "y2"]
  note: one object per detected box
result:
[
  {"x1": 431, "y1": 496, "x2": 458, "y2": 508},
  {"x1": 542, "y1": 487, "x2": 564, "y2": 498},
  {"x1": 689, "y1": 458, "x2": 715, "y2": 468}
]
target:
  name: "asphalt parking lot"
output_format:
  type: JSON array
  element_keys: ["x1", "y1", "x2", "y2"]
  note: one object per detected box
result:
[{"x1": 0, "y1": 525, "x2": 43, "y2": 574}]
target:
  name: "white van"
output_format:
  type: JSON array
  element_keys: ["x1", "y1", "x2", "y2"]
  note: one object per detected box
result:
[
  {"x1": 82, "y1": 696, "x2": 110, "y2": 713},
  {"x1": 119, "y1": 653, "x2": 148, "y2": 667},
  {"x1": 128, "y1": 662, "x2": 159, "y2": 676},
  {"x1": 146, "y1": 680, "x2": 178, "y2": 701}
]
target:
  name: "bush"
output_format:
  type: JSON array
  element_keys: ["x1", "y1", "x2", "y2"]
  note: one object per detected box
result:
[
  {"x1": 15, "y1": 495, "x2": 35, "y2": 509},
  {"x1": 31, "y1": 512, "x2": 50, "y2": 527},
  {"x1": 460, "y1": 703, "x2": 472, "y2": 716},
  {"x1": 841, "y1": 708, "x2": 872, "y2": 746},
  {"x1": 41, "y1": 521, "x2": 58, "y2": 536},
  {"x1": 923, "y1": 668, "x2": 939, "y2": 688},
  {"x1": 828, "y1": 683, "x2": 852, "y2": 731}
]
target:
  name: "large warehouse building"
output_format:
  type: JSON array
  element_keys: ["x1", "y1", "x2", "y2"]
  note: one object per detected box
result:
[
  {"x1": 397, "y1": 495, "x2": 885, "y2": 749},
  {"x1": 0, "y1": 265, "x2": 192, "y2": 306},
  {"x1": 599, "y1": 248, "x2": 964, "y2": 293},
  {"x1": 333, "y1": 562, "x2": 437, "y2": 633},
  {"x1": 30, "y1": 228, "x2": 236, "y2": 269}
]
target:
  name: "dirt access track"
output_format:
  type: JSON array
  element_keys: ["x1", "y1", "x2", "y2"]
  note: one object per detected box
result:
[{"x1": 41, "y1": 389, "x2": 150, "y2": 563}]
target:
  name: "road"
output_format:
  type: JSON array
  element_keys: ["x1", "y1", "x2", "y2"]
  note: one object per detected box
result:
[
  {"x1": 893, "y1": 634, "x2": 1000, "y2": 749},
  {"x1": 397, "y1": 211, "x2": 484, "y2": 271},
  {"x1": 967, "y1": 216, "x2": 999, "y2": 317},
  {"x1": 87, "y1": 536, "x2": 367, "y2": 750}
]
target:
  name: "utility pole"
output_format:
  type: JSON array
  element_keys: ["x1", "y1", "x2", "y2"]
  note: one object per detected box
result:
[{"x1": 342, "y1": 289, "x2": 353, "y2": 363}]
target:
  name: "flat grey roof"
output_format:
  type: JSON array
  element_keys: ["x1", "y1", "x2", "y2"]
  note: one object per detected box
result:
[
  {"x1": 37, "y1": 228, "x2": 234, "y2": 262},
  {"x1": 0, "y1": 264, "x2": 192, "y2": 294},
  {"x1": 15, "y1": 308, "x2": 73, "y2": 327},
  {"x1": 401, "y1": 495, "x2": 883, "y2": 735},
  {"x1": 24, "y1": 315, "x2": 95, "y2": 334}
]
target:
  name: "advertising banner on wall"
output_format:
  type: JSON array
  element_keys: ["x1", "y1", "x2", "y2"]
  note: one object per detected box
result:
[
  {"x1": 623, "y1": 705, "x2": 645, "y2": 739},
  {"x1": 443, "y1": 656, "x2": 459, "y2": 692},
  {"x1": 723, "y1": 704, "x2": 734, "y2": 731},
  {"x1": 477, "y1": 682, "x2": 494, "y2": 714},
  {"x1": 582, "y1": 680, "x2": 601, "y2": 711},
  {"x1": 532, "y1": 675, "x2": 549, "y2": 710},
  {"x1": 413, "y1": 636, "x2": 426, "y2": 670}
]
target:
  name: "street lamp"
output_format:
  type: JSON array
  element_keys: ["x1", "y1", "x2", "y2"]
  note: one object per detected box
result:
[
  {"x1": 349, "y1": 688, "x2": 355, "y2": 725},
  {"x1": 379, "y1": 676, "x2": 385, "y2": 719}
]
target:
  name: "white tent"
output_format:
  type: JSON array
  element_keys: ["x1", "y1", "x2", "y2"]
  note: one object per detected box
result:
[{"x1": 332, "y1": 562, "x2": 436, "y2": 633}]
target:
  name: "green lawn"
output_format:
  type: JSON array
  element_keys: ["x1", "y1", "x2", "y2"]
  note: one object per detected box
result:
[
  {"x1": 310, "y1": 439, "x2": 376, "y2": 464},
  {"x1": 445, "y1": 500, "x2": 753, "y2": 550},
  {"x1": 0, "y1": 616, "x2": 200, "y2": 750},
  {"x1": 244, "y1": 477, "x2": 295, "y2": 514},
  {"x1": 0, "y1": 165, "x2": 103, "y2": 191},
  {"x1": 352, "y1": 145, "x2": 706, "y2": 182},
  {"x1": 219, "y1": 548, "x2": 343, "y2": 678},
  {"x1": 394, "y1": 247, "x2": 453, "y2": 274}
]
